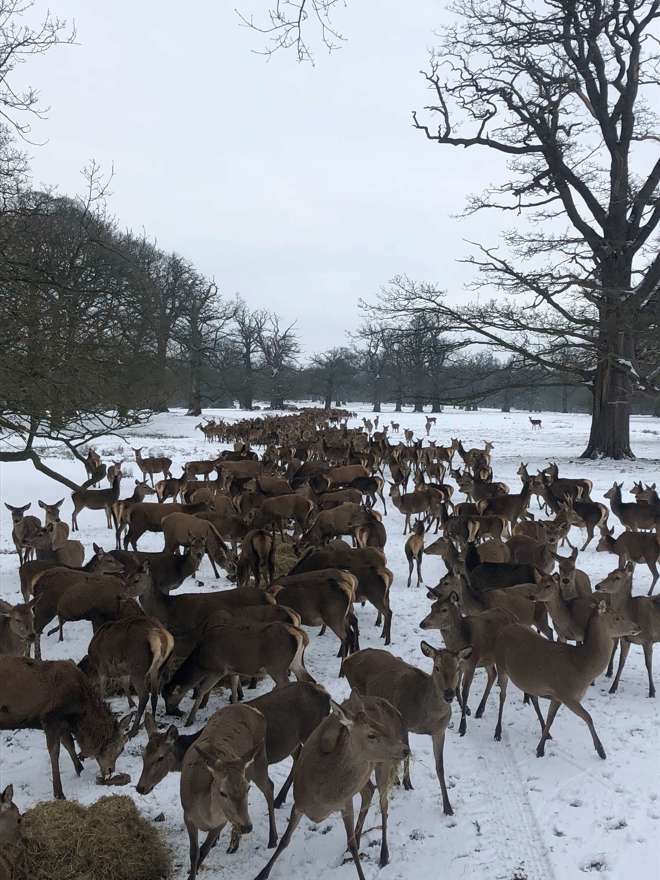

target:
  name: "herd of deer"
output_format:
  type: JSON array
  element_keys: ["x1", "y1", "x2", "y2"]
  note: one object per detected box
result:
[{"x1": 1, "y1": 406, "x2": 659, "y2": 880}]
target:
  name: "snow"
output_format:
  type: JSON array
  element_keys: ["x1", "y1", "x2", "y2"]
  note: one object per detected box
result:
[{"x1": 1, "y1": 405, "x2": 659, "y2": 880}]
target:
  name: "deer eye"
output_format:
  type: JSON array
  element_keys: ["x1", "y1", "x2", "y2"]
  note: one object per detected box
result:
[
  {"x1": 367, "y1": 733, "x2": 377, "y2": 740},
  {"x1": 219, "y1": 790, "x2": 228, "y2": 798}
]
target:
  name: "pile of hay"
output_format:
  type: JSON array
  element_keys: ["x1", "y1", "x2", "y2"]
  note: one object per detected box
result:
[
  {"x1": 273, "y1": 535, "x2": 299, "y2": 578},
  {"x1": 13, "y1": 795, "x2": 171, "y2": 880}
]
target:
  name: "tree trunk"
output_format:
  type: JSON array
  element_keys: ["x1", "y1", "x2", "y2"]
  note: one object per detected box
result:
[
  {"x1": 394, "y1": 397, "x2": 402, "y2": 412},
  {"x1": 581, "y1": 267, "x2": 634, "y2": 460},
  {"x1": 561, "y1": 385, "x2": 569, "y2": 414},
  {"x1": 413, "y1": 398, "x2": 425, "y2": 413}
]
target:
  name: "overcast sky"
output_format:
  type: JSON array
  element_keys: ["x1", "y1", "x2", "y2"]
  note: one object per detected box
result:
[{"x1": 24, "y1": 0, "x2": 511, "y2": 356}]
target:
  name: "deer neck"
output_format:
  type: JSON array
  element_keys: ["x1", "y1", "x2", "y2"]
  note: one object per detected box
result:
[
  {"x1": 439, "y1": 613, "x2": 471, "y2": 651},
  {"x1": 576, "y1": 611, "x2": 615, "y2": 675},
  {"x1": 545, "y1": 591, "x2": 579, "y2": 638}
]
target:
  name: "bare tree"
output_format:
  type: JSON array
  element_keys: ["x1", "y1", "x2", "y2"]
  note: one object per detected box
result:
[
  {"x1": 227, "y1": 297, "x2": 268, "y2": 410},
  {"x1": 257, "y1": 313, "x2": 301, "y2": 408},
  {"x1": 237, "y1": 0, "x2": 346, "y2": 62},
  {"x1": 310, "y1": 346, "x2": 355, "y2": 408}
]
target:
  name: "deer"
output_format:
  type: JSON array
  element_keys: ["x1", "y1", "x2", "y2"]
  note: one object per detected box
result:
[
  {"x1": 248, "y1": 494, "x2": 315, "y2": 538},
  {"x1": 236, "y1": 529, "x2": 276, "y2": 588},
  {"x1": 26, "y1": 525, "x2": 85, "y2": 568},
  {"x1": 597, "y1": 563, "x2": 660, "y2": 698},
  {"x1": 596, "y1": 526, "x2": 660, "y2": 595},
  {"x1": 106, "y1": 460, "x2": 124, "y2": 485},
  {"x1": 390, "y1": 421, "x2": 400, "y2": 433},
  {"x1": 252, "y1": 692, "x2": 410, "y2": 880},
  {"x1": 83, "y1": 447, "x2": 102, "y2": 483},
  {"x1": 550, "y1": 547, "x2": 592, "y2": 598},
  {"x1": 0, "y1": 599, "x2": 35, "y2": 657},
  {"x1": 553, "y1": 495, "x2": 609, "y2": 550},
  {"x1": 0, "y1": 783, "x2": 20, "y2": 880},
  {"x1": 80, "y1": 602, "x2": 174, "y2": 735},
  {"x1": 493, "y1": 600, "x2": 639, "y2": 758},
  {"x1": 123, "y1": 499, "x2": 213, "y2": 551},
  {"x1": 342, "y1": 644, "x2": 470, "y2": 816},
  {"x1": 138, "y1": 683, "x2": 330, "y2": 807},
  {"x1": 298, "y1": 503, "x2": 371, "y2": 546},
  {"x1": 405, "y1": 519, "x2": 425, "y2": 587},
  {"x1": 528, "y1": 416, "x2": 542, "y2": 430},
  {"x1": 0, "y1": 655, "x2": 132, "y2": 799},
  {"x1": 161, "y1": 512, "x2": 230, "y2": 578},
  {"x1": 353, "y1": 508, "x2": 387, "y2": 549},
  {"x1": 477, "y1": 480, "x2": 532, "y2": 532},
  {"x1": 290, "y1": 542, "x2": 394, "y2": 644},
  {"x1": 163, "y1": 619, "x2": 314, "y2": 725},
  {"x1": 71, "y1": 474, "x2": 121, "y2": 531},
  {"x1": 604, "y1": 481, "x2": 659, "y2": 531},
  {"x1": 425, "y1": 416, "x2": 437, "y2": 436},
  {"x1": 4, "y1": 502, "x2": 41, "y2": 563},
  {"x1": 388, "y1": 483, "x2": 437, "y2": 534},
  {"x1": 269, "y1": 569, "x2": 360, "y2": 662},
  {"x1": 110, "y1": 535, "x2": 207, "y2": 594},
  {"x1": 19, "y1": 544, "x2": 123, "y2": 604},
  {"x1": 180, "y1": 704, "x2": 270, "y2": 880},
  {"x1": 37, "y1": 497, "x2": 65, "y2": 525},
  {"x1": 111, "y1": 479, "x2": 156, "y2": 548},
  {"x1": 132, "y1": 446, "x2": 172, "y2": 485},
  {"x1": 419, "y1": 591, "x2": 517, "y2": 736}
]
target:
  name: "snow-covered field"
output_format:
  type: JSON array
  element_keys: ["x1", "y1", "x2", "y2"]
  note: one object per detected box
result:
[{"x1": 1, "y1": 406, "x2": 659, "y2": 880}]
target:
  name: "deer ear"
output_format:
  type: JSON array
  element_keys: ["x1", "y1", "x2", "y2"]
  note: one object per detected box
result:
[
  {"x1": 420, "y1": 640, "x2": 437, "y2": 659},
  {"x1": 144, "y1": 712, "x2": 156, "y2": 736},
  {"x1": 38, "y1": 499, "x2": 46, "y2": 509},
  {"x1": 449, "y1": 590, "x2": 460, "y2": 605},
  {"x1": 1, "y1": 784, "x2": 13, "y2": 803},
  {"x1": 570, "y1": 547, "x2": 578, "y2": 561},
  {"x1": 118, "y1": 712, "x2": 135, "y2": 734}
]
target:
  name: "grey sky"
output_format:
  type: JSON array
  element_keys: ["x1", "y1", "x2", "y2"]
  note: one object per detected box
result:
[{"x1": 25, "y1": 0, "x2": 510, "y2": 356}]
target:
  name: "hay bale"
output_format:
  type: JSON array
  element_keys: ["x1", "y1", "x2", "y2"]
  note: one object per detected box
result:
[
  {"x1": 273, "y1": 535, "x2": 299, "y2": 578},
  {"x1": 13, "y1": 795, "x2": 171, "y2": 880}
]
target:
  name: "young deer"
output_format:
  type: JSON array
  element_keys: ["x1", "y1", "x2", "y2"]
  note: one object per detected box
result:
[
  {"x1": 253, "y1": 693, "x2": 410, "y2": 880},
  {"x1": 71, "y1": 474, "x2": 121, "y2": 531},
  {"x1": 5, "y1": 503, "x2": 41, "y2": 564},
  {"x1": 528, "y1": 416, "x2": 542, "y2": 430},
  {"x1": 493, "y1": 601, "x2": 639, "y2": 758},
  {"x1": 405, "y1": 520, "x2": 425, "y2": 587}
]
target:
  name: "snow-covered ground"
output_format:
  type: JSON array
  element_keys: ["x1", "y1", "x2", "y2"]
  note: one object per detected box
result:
[{"x1": 1, "y1": 405, "x2": 659, "y2": 880}]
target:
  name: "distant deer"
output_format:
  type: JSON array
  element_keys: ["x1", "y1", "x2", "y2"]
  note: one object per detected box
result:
[
  {"x1": 132, "y1": 447, "x2": 173, "y2": 485},
  {"x1": 83, "y1": 447, "x2": 102, "y2": 483},
  {"x1": 71, "y1": 474, "x2": 121, "y2": 531},
  {"x1": 529, "y1": 416, "x2": 542, "y2": 430},
  {"x1": 390, "y1": 421, "x2": 400, "y2": 433},
  {"x1": 405, "y1": 520, "x2": 425, "y2": 587},
  {"x1": 425, "y1": 416, "x2": 437, "y2": 436},
  {"x1": 106, "y1": 460, "x2": 124, "y2": 485}
]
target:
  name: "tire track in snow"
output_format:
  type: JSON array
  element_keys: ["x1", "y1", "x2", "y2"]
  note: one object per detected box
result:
[{"x1": 458, "y1": 729, "x2": 556, "y2": 880}]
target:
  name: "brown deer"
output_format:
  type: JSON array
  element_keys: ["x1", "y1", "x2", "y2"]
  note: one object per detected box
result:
[
  {"x1": 604, "y1": 481, "x2": 659, "y2": 531},
  {"x1": 37, "y1": 498, "x2": 65, "y2": 525},
  {"x1": 419, "y1": 591, "x2": 517, "y2": 736},
  {"x1": 110, "y1": 536, "x2": 207, "y2": 594},
  {"x1": 0, "y1": 656, "x2": 132, "y2": 798},
  {"x1": 597, "y1": 564, "x2": 660, "y2": 697},
  {"x1": 161, "y1": 512, "x2": 230, "y2": 577},
  {"x1": 252, "y1": 693, "x2": 410, "y2": 880},
  {"x1": 269, "y1": 569, "x2": 359, "y2": 662},
  {"x1": 249, "y1": 494, "x2": 315, "y2": 538},
  {"x1": 550, "y1": 548, "x2": 592, "y2": 598},
  {"x1": 236, "y1": 529, "x2": 276, "y2": 588},
  {"x1": 405, "y1": 519, "x2": 425, "y2": 587},
  {"x1": 106, "y1": 460, "x2": 124, "y2": 485},
  {"x1": 123, "y1": 500, "x2": 212, "y2": 550},
  {"x1": 493, "y1": 601, "x2": 639, "y2": 758},
  {"x1": 299, "y1": 502, "x2": 371, "y2": 546},
  {"x1": 83, "y1": 447, "x2": 102, "y2": 483},
  {"x1": 596, "y1": 526, "x2": 660, "y2": 595},
  {"x1": 0, "y1": 599, "x2": 35, "y2": 657},
  {"x1": 388, "y1": 483, "x2": 437, "y2": 534},
  {"x1": 163, "y1": 619, "x2": 313, "y2": 725},
  {"x1": 354, "y1": 508, "x2": 387, "y2": 549},
  {"x1": 179, "y1": 704, "x2": 270, "y2": 880},
  {"x1": 342, "y1": 643, "x2": 471, "y2": 815},
  {"x1": 477, "y1": 480, "x2": 532, "y2": 532},
  {"x1": 0, "y1": 783, "x2": 20, "y2": 878},
  {"x1": 138, "y1": 683, "x2": 330, "y2": 808},
  {"x1": 425, "y1": 416, "x2": 437, "y2": 436},
  {"x1": 111, "y1": 479, "x2": 156, "y2": 548},
  {"x1": 132, "y1": 446, "x2": 172, "y2": 485},
  {"x1": 71, "y1": 474, "x2": 121, "y2": 531},
  {"x1": 554, "y1": 495, "x2": 609, "y2": 550},
  {"x1": 81, "y1": 602, "x2": 174, "y2": 735},
  {"x1": 5, "y1": 502, "x2": 41, "y2": 563},
  {"x1": 528, "y1": 416, "x2": 542, "y2": 430},
  {"x1": 27, "y1": 526, "x2": 85, "y2": 568}
]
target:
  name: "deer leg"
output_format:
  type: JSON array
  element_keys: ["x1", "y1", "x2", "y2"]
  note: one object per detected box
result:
[
  {"x1": 382, "y1": 608, "x2": 392, "y2": 645},
  {"x1": 44, "y1": 722, "x2": 65, "y2": 800},
  {"x1": 494, "y1": 671, "x2": 508, "y2": 741},
  {"x1": 475, "y1": 664, "x2": 497, "y2": 719},
  {"x1": 459, "y1": 664, "x2": 475, "y2": 736},
  {"x1": 341, "y1": 800, "x2": 367, "y2": 880},
  {"x1": 432, "y1": 729, "x2": 453, "y2": 816},
  {"x1": 529, "y1": 696, "x2": 550, "y2": 737},
  {"x1": 254, "y1": 807, "x2": 302, "y2": 880},
  {"x1": 609, "y1": 638, "x2": 631, "y2": 694},
  {"x1": 130, "y1": 680, "x2": 150, "y2": 736},
  {"x1": 642, "y1": 641, "x2": 655, "y2": 698},
  {"x1": 580, "y1": 525, "x2": 595, "y2": 551},
  {"x1": 376, "y1": 763, "x2": 391, "y2": 867},
  {"x1": 185, "y1": 677, "x2": 216, "y2": 726},
  {"x1": 184, "y1": 814, "x2": 201, "y2": 880},
  {"x1": 647, "y1": 560, "x2": 659, "y2": 596},
  {"x1": 536, "y1": 699, "x2": 561, "y2": 757},
  {"x1": 71, "y1": 507, "x2": 78, "y2": 532},
  {"x1": 105, "y1": 505, "x2": 112, "y2": 529},
  {"x1": 249, "y1": 742, "x2": 278, "y2": 847},
  {"x1": 406, "y1": 558, "x2": 413, "y2": 588},
  {"x1": 274, "y1": 745, "x2": 300, "y2": 808},
  {"x1": 60, "y1": 731, "x2": 84, "y2": 775},
  {"x1": 606, "y1": 640, "x2": 619, "y2": 678},
  {"x1": 416, "y1": 554, "x2": 423, "y2": 586},
  {"x1": 402, "y1": 754, "x2": 413, "y2": 790},
  {"x1": 562, "y1": 697, "x2": 606, "y2": 759},
  {"x1": 353, "y1": 778, "x2": 376, "y2": 847},
  {"x1": 208, "y1": 553, "x2": 220, "y2": 579}
]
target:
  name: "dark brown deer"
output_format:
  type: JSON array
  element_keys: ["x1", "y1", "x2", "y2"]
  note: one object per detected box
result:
[
  {"x1": 0, "y1": 656, "x2": 132, "y2": 798},
  {"x1": 5, "y1": 503, "x2": 41, "y2": 563}
]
